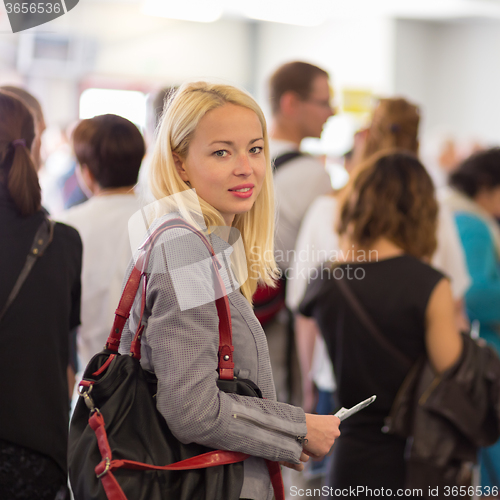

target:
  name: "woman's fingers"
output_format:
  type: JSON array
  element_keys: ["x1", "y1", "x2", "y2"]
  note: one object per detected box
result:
[
  {"x1": 302, "y1": 449, "x2": 321, "y2": 460},
  {"x1": 279, "y1": 461, "x2": 305, "y2": 472},
  {"x1": 277, "y1": 450, "x2": 311, "y2": 472},
  {"x1": 304, "y1": 413, "x2": 341, "y2": 459}
]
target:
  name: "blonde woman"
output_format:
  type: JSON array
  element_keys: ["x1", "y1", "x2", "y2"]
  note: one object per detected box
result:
[{"x1": 119, "y1": 82, "x2": 340, "y2": 500}]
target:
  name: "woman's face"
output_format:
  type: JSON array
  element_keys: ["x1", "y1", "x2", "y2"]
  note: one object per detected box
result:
[
  {"x1": 476, "y1": 185, "x2": 500, "y2": 218},
  {"x1": 174, "y1": 103, "x2": 266, "y2": 226}
]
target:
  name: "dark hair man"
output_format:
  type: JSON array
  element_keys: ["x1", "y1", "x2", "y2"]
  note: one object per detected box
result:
[
  {"x1": 269, "y1": 61, "x2": 334, "y2": 271},
  {"x1": 59, "y1": 114, "x2": 145, "y2": 371}
]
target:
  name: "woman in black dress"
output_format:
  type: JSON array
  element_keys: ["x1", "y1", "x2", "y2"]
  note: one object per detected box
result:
[
  {"x1": 299, "y1": 151, "x2": 463, "y2": 493},
  {"x1": 0, "y1": 90, "x2": 82, "y2": 499}
]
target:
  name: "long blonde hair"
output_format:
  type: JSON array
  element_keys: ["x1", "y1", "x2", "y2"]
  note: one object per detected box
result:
[{"x1": 149, "y1": 81, "x2": 277, "y2": 302}]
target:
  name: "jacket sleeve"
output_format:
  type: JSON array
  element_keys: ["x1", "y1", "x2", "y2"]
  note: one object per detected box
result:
[{"x1": 136, "y1": 228, "x2": 307, "y2": 464}]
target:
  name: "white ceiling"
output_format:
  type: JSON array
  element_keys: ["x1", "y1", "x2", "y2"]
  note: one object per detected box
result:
[{"x1": 89, "y1": 0, "x2": 500, "y2": 23}]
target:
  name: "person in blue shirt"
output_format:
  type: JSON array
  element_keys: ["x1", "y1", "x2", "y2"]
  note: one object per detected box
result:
[{"x1": 446, "y1": 147, "x2": 500, "y2": 488}]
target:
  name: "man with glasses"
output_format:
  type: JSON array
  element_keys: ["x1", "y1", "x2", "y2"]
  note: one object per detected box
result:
[
  {"x1": 269, "y1": 61, "x2": 334, "y2": 273},
  {"x1": 254, "y1": 62, "x2": 334, "y2": 409}
]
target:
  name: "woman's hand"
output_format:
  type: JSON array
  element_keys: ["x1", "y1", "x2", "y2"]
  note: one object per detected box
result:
[
  {"x1": 303, "y1": 413, "x2": 341, "y2": 459},
  {"x1": 280, "y1": 451, "x2": 310, "y2": 471}
]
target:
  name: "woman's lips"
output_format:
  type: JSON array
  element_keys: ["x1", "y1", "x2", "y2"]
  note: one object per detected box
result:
[{"x1": 229, "y1": 185, "x2": 254, "y2": 198}]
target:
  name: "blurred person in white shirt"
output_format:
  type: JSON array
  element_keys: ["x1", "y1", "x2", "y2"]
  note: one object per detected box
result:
[{"x1": 58, "y1": 114, "x2": 145, "y2": 370}]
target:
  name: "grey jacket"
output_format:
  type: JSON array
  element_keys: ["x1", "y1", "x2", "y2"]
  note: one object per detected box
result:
[{"x1": 120, "y1": 217, "x2": 307, "y2": 500}]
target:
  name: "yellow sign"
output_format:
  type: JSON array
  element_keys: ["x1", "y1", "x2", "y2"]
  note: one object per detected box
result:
[{"x1": 342, "y1": 88, "x2": 374, "y2": 114}]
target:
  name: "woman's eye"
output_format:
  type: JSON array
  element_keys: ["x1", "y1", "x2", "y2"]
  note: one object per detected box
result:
[
  {"x1": 250, "y1": 146, "x2": 263, "y2": 154},
  {"x1": 214, "y1": 150, "x2": 228, "y2": 157}
]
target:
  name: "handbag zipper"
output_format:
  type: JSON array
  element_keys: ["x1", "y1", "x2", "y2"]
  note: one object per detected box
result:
[{"x1": 232, "y1": 413, "x2": 307, "y2": 445}]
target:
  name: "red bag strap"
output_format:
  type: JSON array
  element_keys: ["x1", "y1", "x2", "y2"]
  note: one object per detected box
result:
[
  {"x1": 91, "y1": 410, "x2": 285, "y2": 500},
  {"x1": 105, "y1": 218, "x2": 234, "y2": 380},
  {"x1": 266, "y1": 459, "x2": 285, "y2": 500}
]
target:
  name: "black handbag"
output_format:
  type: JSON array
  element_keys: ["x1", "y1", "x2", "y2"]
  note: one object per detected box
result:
[
  {"x1": 69, "y1": 218, "x2": 284, "y2": 500},
  {"x1": 335, "y1": 274, "x2": 500, "y2": 489}
]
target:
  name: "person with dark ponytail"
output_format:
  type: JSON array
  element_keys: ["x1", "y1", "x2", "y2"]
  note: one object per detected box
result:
[
  {"x1": 0, "y1": 90, "x2": 82, "y2": 499},
  {"x1": 0, "y1": 85, "x2": 46, "y2": 171}
]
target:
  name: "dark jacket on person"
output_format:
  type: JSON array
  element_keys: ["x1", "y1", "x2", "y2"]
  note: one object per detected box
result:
[
  {"x1": 0, "y1": 184, "x2": 82, "y2": 475},
  {"x1": 385, "y1": 333, "x2": 500, "y2": 493}
]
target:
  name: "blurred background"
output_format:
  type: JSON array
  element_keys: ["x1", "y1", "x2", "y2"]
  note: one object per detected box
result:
[{"x1": 2, "y1": 0, "x2": 500, "y2": 192}]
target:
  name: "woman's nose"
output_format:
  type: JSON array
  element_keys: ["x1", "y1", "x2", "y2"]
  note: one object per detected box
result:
[{"x1": 235, "y1": 154, "x2": 252, "y2": 175}]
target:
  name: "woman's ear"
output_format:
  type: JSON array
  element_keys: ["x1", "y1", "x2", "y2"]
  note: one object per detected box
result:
[{"x1": 173, "y1": 153, "x2": 189, "y2": 182}]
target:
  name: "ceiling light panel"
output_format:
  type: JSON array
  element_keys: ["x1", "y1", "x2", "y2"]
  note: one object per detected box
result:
[{"x1": 142, "y1": 0, "x2": 224, "y2": 23}]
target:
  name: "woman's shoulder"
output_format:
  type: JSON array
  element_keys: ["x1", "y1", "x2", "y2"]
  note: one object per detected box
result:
[
  {"x1": 142, "y1": 216, "x2": 230, "y2": 305},
  {"x1": 455, "y1": 212, "x2": 492, "y2": 239},
  {"x1": 335, "y1": 255, "x2": 445, "y2": 295},
  {"x1": 371, "y1": 254, "x2": 445, "y2": 281},
  {"x1": 53, "y1": 220, "x2": 83, "y2": 252},
  {"x1": 370, "y1": 256, "x2": 447, "y2": 304},
  {"x1": 54, "y1": 219, "x2": 82, "y2": 240},
  {"x1": 147, "y1": 218, "x2": 215, "y2": 267}
]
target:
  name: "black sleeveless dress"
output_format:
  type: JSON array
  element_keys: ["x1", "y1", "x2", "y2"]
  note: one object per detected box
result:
[{"x1": 299, "y1": 255, "x2": 444, "y2": 493}]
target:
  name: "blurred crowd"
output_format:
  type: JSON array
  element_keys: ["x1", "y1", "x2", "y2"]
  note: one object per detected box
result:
[{"x1": 1, "y1": 60, "x2": 500, "y2": 499}]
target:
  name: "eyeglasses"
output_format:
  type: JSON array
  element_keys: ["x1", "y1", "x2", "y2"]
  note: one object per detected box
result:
[{"x1": 303, "y1": 97, "x2": 336, "y2": 113}]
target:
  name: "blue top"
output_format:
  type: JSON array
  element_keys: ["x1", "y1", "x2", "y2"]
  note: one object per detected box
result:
[{"x1": 454, "y1": 212, "x2": 500, "y2": 353}]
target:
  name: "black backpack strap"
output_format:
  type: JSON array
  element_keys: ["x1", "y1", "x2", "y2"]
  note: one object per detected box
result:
[
  {"x1": 0, "y1": 215, "x2": 55, "y2": 323},
  {"x1": 273, "y1": 151, "x2": 304, "y2": 170}
]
